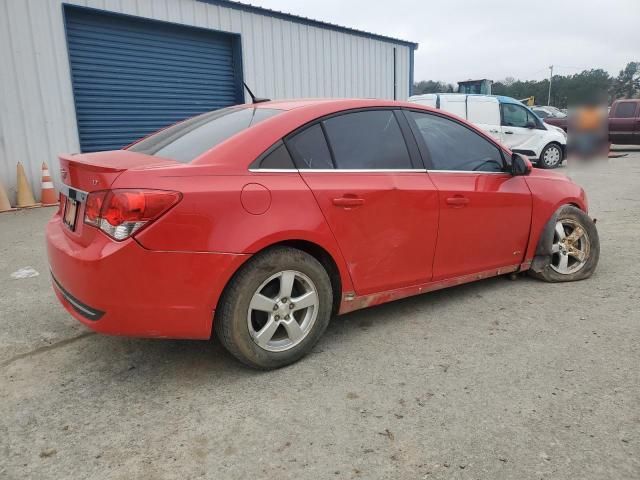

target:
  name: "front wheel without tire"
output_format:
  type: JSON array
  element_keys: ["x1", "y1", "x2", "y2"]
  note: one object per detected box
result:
[
  {"x1": 529, "y1": 205, "x2": 599, "y2": 282},
  {"x1": 214, "y1": 247, "x2": 333, "y2": 369}
]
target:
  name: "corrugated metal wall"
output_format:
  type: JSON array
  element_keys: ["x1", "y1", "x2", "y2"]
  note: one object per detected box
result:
[{"x1": 0, "y1": 0, "x2": 414, "y2": 202}]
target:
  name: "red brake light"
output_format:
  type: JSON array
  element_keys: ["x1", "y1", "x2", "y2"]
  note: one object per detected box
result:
[
  {"x1": 84, "y1": 189, "x2": 181, "y2": 241},
  {"x1": 84, "y1": 191, "x2": 107, "y2": 227}
]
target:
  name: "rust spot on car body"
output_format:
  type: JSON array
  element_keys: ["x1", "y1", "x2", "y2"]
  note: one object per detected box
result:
[{"x1": 339, "y1": 264, "x2": 523, "y2": 314}]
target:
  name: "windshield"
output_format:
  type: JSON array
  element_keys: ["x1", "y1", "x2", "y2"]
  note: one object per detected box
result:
[{"x1": 128, "y1": 106, "x2": 283, "y2": 163}]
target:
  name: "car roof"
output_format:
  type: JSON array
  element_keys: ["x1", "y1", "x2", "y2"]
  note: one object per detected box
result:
[
  {"x1": 253, "y1": 98, "x2": 342, "y2": 110},
  {"x1": 189, "y1": 98, "x2": 443, "y2": 168}
]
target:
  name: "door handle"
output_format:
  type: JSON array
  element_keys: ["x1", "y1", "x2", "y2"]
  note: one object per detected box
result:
[
  {"x1": 504, "y1": 130, "x2": 514, "y2": 134},
  {"x1": 446, "y1": 196, "x2": 470, "y2": 207},
  {"x1": 332, "y1": 196, "x2": 365, "y2": 207}
]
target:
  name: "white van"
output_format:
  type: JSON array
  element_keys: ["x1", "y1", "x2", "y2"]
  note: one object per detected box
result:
[{"x1": 408, "y1": 93, "x2": 567, "y2": 168}]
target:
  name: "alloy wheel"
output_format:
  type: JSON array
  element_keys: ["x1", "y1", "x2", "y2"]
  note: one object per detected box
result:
[
  {"x1": 247, "y1": 270, "x2": 319, "y2": 352},
  {"x1": 551, "y1": 219, "x2": 590, "y2": 274}
]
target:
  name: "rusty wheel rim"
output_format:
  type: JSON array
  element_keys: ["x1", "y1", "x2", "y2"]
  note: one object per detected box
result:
[{"x1": 550, "y1": 219, "x2": 590, "y2": 274}]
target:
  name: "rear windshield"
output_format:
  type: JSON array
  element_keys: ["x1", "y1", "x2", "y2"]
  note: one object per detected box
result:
[{"x1": 128, "y1": 106, "x2": 283, "y2": 162}]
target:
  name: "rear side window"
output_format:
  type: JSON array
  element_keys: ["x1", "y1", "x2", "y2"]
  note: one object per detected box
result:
[
  {"x1": 255, "y1": 142, "x2": 295, "y2": 169},
  {"x1": 613, "y1": 102, "x2": 637, "y2": 118},
  {"x1": 408, "y1": 111, "x2": 504, "y2": 172},
  {"x1": 322, "y1": 110, "x2": 412, "y2": 169},
  {"x1": 286, "y1": 124, "x2": 334, "y2": 169},
  {"x1": 129, "y1": 107, "x2": 283, "y2": 163}
]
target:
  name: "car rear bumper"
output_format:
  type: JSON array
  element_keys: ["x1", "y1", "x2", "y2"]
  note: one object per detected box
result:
[{"x1": 46, "y1": 214, "x2": 249, "y2": 339}]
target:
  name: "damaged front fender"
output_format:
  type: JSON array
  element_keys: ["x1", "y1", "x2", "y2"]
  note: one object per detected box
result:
[{"x1": 530, "y1": 210, "x2": 560, "y2": 273}]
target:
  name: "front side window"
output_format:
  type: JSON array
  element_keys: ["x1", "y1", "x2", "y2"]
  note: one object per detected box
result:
[
  {"x1": 322, "y1": 110, "x2": 413, "y2": 169},
  {"x1": 408, "y1": 111, "x2": 504, "y2": 172},
  {"x1": 614, "y1": 102, "x2": 637, "y2": 118},
  {"x1": 502, "y1": 104, "x2": 530, "y2": 128},
  {"x1": 527, "y1": 110, "x2": 540, "y2": 126},
  {"x1": 129, "y1": 107, "x2": 283, "y2": 163}
]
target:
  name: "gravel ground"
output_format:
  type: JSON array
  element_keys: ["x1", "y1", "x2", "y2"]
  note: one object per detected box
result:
[{"x1": 1, "y1": 151, "x2": 639, "y2": 479}]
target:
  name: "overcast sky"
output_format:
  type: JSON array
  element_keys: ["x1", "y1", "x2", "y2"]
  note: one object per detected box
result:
[{"x1": 245, "y1": 0, "x2": 640, "y2": 84}]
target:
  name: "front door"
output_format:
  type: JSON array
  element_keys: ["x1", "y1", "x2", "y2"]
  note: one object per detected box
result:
[
  {"x1": 404, "y1": 109, "x2": 532, "y2": 280},
  {"x1": 285, "y1": 110, "x2": 439, "y2": 295},
  {"x1": 500, "y1": 102, "x2": 542, "y2": 158},
  {"x1": 428, "y1": 172, "x2": 532, "y2": 279}
]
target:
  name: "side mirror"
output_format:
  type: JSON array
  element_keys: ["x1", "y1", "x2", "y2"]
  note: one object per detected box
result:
[{"x1": 511, "y1": 153, "x2": 532, "y2": 176}]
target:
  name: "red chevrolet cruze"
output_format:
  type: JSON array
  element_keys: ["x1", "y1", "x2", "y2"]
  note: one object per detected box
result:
[{"x1": 47, "y1": 99, "x2": 600, "y2": 368}]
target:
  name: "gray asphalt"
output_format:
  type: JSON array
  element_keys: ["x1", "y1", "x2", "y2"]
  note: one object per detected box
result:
[{"x1": 1, "y1": 151, "x2": 639, "y2": 479}]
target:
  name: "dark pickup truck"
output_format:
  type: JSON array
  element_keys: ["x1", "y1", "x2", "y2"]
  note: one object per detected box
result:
[{"x1": 544, "y1": 99, "x2": 640, "y2": 145}]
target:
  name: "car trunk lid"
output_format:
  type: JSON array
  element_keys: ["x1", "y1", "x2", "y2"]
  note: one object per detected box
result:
[
  {"x1": 58, "y1": 150, "x2": 176, "y2": 192},
  {"x1": 57, "y1": 150, "x2": 178, "y2": 244}
]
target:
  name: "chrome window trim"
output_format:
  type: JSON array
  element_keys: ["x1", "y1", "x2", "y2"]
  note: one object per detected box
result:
[
  {"x1": 302, "y1": 169, "x2": 428, "y2": 173},
  {"x1": 248, "y1": 168, "x2": 428, "y2": 173},
  {"x1": 427, "y1": 170, "x2": 508, "y2": 175},
  {"x1": 249, "y1": 168, "x2": 509, "y2": 175}
]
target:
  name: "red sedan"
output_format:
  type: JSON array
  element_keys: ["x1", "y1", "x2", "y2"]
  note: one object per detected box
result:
[{"x1": 47, "y1": 99, "x2": 600, "y2": 368}]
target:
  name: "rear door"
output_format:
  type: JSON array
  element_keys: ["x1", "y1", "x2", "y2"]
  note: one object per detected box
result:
[
  {"x1": 404, "y1": 109, "x2": 532, "y2": 280},
  {"x1": 286, "y1": 109, "x2": 439, "y2": 296}
]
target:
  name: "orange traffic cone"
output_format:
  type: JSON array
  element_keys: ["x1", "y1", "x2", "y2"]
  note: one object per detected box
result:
[
  {"x1": 0, "y1": 179, "x2": 16, "y2": 212},
  {"x1": 40, "y1": 162, "x2": 58, "y2": 206},
  {"x1": 16, "y1": 162, "x2": 39, "y2": 208}
]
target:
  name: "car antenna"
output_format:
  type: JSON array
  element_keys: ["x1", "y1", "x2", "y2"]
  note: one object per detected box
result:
[{"x1": 243, "y1": 82, "x2": 271, "y2": 104}]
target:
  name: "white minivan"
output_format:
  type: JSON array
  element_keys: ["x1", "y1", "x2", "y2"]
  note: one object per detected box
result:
[{"x1": 408, "y1": 93, "x2": 567, "y2": 168}]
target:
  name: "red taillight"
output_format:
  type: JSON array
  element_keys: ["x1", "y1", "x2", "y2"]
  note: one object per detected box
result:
[
  {"x1": 84, "y1": 191, "x2": 107, "y2": 227},
  {"x1": 84, "y1": 189, "x2": 181, "y2": 241}
]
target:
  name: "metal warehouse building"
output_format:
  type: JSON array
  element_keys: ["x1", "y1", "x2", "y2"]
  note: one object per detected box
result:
[{"x1": 0, "y1": 0, "x2": 417, "y2": 202}]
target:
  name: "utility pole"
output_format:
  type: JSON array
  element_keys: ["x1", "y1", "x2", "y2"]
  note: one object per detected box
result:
[{"x1": 547, "y1": 65, "x2": 553, "y2": 106}]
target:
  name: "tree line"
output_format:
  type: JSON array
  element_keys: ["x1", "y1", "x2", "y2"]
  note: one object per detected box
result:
[{"x1": 413, "y1": 62, "x2": 639, "y2": 108}]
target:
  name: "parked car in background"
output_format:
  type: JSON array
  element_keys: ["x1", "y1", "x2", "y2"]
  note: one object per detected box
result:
[
  {"x1": 532, "y1": 106, "x2": 567, "y2": 120},
  {"x1": 544, "y1": 99, "x2": 640, "y2": 145},
  {"x1": 608, "y1": 99, "x2": 640, "y2": 144},
  {"x1": 409, "y1": 94, "x2": 567, "y2": 168},
  {"x1": 47, "y1": 99, "x2": 599, "y2": 369}
]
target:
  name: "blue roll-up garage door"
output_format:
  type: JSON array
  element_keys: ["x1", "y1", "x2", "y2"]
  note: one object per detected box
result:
[{"x1": 64, "y1": 6, "x2": 243, "y2": 152}]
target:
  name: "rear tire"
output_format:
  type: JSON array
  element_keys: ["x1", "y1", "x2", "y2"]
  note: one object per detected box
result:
[
  {"x1": 215, "y1": 247, "x2": 332, "y2": 369},
  {"x1": 529, "y1": 205, "x2": 599, "y2": 282},
  {"x1": 538, "y1": 142, "x2": 564, "y2": 169}
]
